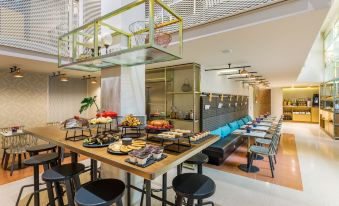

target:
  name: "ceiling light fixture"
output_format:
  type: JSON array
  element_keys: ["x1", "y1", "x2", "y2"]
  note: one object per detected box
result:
[
  {"x1": 10, "y1": 66, "x2": 24, "y2": 78},
  {"x1": 91, "y1": 78, "x2": 97, "y2": 84},
  {"x1": 59, "y1": 74, "x2": 69, "y2": 82}
]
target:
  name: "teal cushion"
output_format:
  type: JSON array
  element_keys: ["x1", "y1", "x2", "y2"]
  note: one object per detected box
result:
[
  {"x1": 220, "y1": 125, "x2": 231, "y2": 138},
  {"x1": 237, "y1": 120, "x2": 245, "y2": 127},
  {"x1": 229, "y1": 121, "x2": 239, "y2": 132},
  {"x1": 247, "y1": 115, "x2": 253, "y2": 121},
  {"x1": 242, "y1": 117, "x2": 249, "y2": 124},
  {"x1": 211, "y1": 128, "x2": 222, "y2": 137}
]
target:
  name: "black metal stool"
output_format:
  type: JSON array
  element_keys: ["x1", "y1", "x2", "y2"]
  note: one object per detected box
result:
[
  {"x1": 42, "y1": 163, "x2": 85, "y2": 206},
  {"x1": 26, "y1": 143, "x2": 57, "y2": 156},
  {"x1": 184, "y1": 153, "x2": 209, "y2": 175},
  {"x1": 75, "y1": 179, "x2": 125, "y2": 206},
  {"x1": 173, "y1": 173, "x2": 215, "y2": 206},
  {"x1": 16, "y1": 153, "x2": 59, "y2": 206}
]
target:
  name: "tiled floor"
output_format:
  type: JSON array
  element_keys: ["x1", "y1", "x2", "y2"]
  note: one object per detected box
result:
[
  {"x1": 206, "y1": 133, "x2": 303, "y2": 190},
  {"x1": 2, "y1": 122, "x2": 339, "y2": 206}
]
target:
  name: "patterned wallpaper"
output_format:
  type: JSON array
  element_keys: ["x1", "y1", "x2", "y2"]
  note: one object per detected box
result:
[{"x1": 0, "y1": 71, "x2": 48, "y2": 128}]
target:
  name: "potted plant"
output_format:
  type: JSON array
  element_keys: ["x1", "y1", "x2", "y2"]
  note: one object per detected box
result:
[{"x1": 79, "y1": 96, "x2": 99, "y2": 114}]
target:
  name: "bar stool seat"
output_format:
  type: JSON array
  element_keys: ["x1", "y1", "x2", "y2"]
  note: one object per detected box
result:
[
  {"x1": 42, "y1": 163, "x2": 85, "y2": 181},
  {"x1": 185, "y1": 153, "x2": 208, "y2": 165},
  {"x1": 24, "y1": 153, "x2": 59, "y2": 166},
  {"x1": 26, "y1": 144, "x2": 56, "y2": 155},
  {"x1": 173, "y1": 173, "x2": 215, "y2": 206},
  {"x1": 75, "y1": 179, "x2": 125, "y2": 206}
]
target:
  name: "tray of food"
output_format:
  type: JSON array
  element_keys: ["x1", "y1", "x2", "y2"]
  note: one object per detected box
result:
[
  {"x1": 153, "y1": 129, "x2": 192, "y2": 141},
  {"x1": 145, "y1": 120, "x2": 173, "y2": 134},
  {"x1": 107, "y1": 139, "x2": 147, "y2": 155},
  {"x1": 125, "y1": 145, "x2": 166, "y2": 168},
  {"x1": 83, "y1": 133, "x2": 119, "y2": 148},
  {"x1": 190, "y1": 131, "x2": 212, "y2": 144}
]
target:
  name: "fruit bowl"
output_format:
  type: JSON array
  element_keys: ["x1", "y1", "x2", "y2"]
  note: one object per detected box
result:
[{"x1": 121, "y1": 114, "x2": 142, "y2": 127}]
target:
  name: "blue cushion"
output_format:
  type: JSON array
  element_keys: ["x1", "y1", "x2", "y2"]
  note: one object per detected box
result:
[
  {"x1": 229, "y1": 121, "x2": 239, "y2": 132},
  {"x1": 220, "y1": 125, "x2": 231, "y2": 138},
  {"x1": 211, "y1": 128, "x2": 222, "y2": 137},
  {"x1": 237, "y1": 120, "x2": 245, "y2": 127},
  {"x1": 242, "y1": 117, "x2": 249, "y2": 124},
  {"x1": 247, "y1": 115, "x2": 253, "y2": 121}
]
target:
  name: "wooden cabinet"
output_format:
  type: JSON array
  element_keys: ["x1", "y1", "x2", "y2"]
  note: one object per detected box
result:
[
  {"x1": 292, "y1": 114, "x2": 311, "y2": 122},
  {"x1": 311, "y1": 107, "x2": 319, "y2": 123}
]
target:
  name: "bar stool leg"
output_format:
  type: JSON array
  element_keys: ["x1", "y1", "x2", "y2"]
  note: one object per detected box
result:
[
  {"x1": 187, "y1": 198, "x2": 194, "y2": 206},
  {"x1": 33, "y1": 165, "x2": 40, "y2": 206},
  {"x1": 54, "y1": 182, "x2": 64, "y2": 206},
  {"x1": 46, "y1": 181, "x2": 55, "y2": 206},
  {"x1": 175, "y1": 195, "x2": 183, "y2": 206},
  {"x1": 65, "y1": 179, "x2": 75, "y2": 206}
]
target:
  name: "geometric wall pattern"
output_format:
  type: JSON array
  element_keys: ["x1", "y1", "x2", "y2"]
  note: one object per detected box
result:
[
  {"x1": 0, "y1": 71, "x2": 48, "y2": 128},
  {"x1": 0, "y1": 0, "x2": 76, "y2": 55}
]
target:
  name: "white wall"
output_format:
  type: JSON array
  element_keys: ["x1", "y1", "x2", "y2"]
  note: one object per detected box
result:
[
  {"x1": 297, "y1": 33, "x2": 324, "y2": 83},
  {"x1": 200, "y1": 68, "x2": 249, "y2": 95},
  {"x1": 271, "y1": 88, "x2": 283, "y2": 117}
]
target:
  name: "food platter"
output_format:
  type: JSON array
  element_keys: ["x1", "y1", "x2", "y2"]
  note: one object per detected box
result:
[
  {"x1": 107, "y1": 140, "x2": 147, "y2": 155},
  {"x1": 83, "y1": 133, "x2": 119, "y2": 148}
]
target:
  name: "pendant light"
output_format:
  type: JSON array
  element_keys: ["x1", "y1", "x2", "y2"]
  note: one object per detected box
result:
[
  {"x1": 13, "y1": 69, "x2": 24, "y2": 78},
  {"x1": 91, "y1": 77, "x2": 97, "y2": 84},
  {"x1": 59, "y1": 74, "x2": 69, "y2": 82},
  {"x1": 10, "y1": 66, "x2": 24, "y2": 78}
]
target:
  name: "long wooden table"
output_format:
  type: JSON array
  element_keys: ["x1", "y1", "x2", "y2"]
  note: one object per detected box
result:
[{"x1": 26, "y1": 126, "x2": 219, "y2": 206}]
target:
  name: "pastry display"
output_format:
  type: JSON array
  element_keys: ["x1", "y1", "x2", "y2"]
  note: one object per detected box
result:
[
  {"x1": 83, "y1": 133, "x2": 119, "y2": 146},
  {"x1": 127, "y1": 145, "x2": 164, "y2": 165},
  {"x1": 190, "y1": 131, "x2": 210, "y2": 142},
  {"x1": 173, "y1": 129, "x2": 191, "y2": 134},
  {"x1": 157, "y1": 131, "x2": 184, "y2": 139},
  {"x1": 63, "y1": 116, "x2": 89, "y2": 129},
  {"x1": 146, "y1": 120, "x2": 173, "y2": 129},
  {"x1": 96, "y1": 111, "x2": 118, "y2": 118},
  {"x1": 121, "y1": 115, "x2": 141, "y2": 127},
  {"x1": 90, "y1": 117, "x2": 113, "y2": 125}
]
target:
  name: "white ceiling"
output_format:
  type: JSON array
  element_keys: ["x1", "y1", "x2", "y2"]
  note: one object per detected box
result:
[
  {"x1": 0, "y1": 54, "x2": 100, "y2": 77},
  {"x1": 148, "y1": 7, "x2": 330, "y2": 88}
]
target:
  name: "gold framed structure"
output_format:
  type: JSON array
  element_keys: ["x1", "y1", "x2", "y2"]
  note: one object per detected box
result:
[{"x1": 58, "y1": 0, "x2": 183, "y2": 72}]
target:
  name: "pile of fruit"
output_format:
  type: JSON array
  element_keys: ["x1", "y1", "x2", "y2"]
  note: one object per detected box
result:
[
  {"x1": 90, "y1": 117, "x2": 113, "y2": 125},
  {"x1": 121, "y1": 115, "x2": 141, "y2": 127},
  {"x1": 146, "y1": 120, "x2": 173, "y2": 129},
  {"x1": 96, "y1": 111, "x2": 118, "y2": 118}
]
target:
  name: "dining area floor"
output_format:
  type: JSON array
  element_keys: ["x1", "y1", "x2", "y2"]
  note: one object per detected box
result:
[{"x1": 1, "y1": 122, "x2": 339, "y2": 206}]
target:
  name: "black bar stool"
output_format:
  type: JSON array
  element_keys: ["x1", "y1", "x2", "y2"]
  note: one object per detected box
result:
[
  {"x1": 74, "y1": 179, "x2": 125, "y2": 206},
  {"x1": 173, "y1": 173, "x2": 215, "y2": 206},
  {"x1": 16, "y1": 153, "x2": 59, "y2": 206},
  {"x1": 26, "y1": 143, "x2": 57, "y2": 156},
  {"x1": 184, "y1": 153, "x2": 209, "y2": 174},
  {"x1": 42, "y1": 163, "x2": 85, "y2": 206}
]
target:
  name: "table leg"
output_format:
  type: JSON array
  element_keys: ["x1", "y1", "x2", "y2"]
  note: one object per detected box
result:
[
  {"x1": 238, "y1": 136, "x2": 259, "y2": 173},
  {"x1": 177, "y1": 164, "x2": 182, "y2": 175},
  {"x1": 145, "y1": 179, "x2": 151, "y2": 206},
  {"x1": 90, "y1": 159, "x2": 98, "y2": 181},
  {"x1": 71, "y1": 152, "x2": 78, "y2": 164},
  {"x1": 126, "y1": 172, "x2": 131, "y2": 206},
  {"x1": 33, "y1": 165, "x2": 40, "y2": 206},
  {"x1": 162, "y1": 173, "x2": 167, "y2": 206}
]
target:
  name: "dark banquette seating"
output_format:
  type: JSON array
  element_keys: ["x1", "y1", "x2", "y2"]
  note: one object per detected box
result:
[{"x1": 200, "y1": 95, "x2": 251, "y2": 165}]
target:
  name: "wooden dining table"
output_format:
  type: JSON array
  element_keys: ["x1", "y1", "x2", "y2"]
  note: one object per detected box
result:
[{"x1": 25, "y1": 126, "x2": 219, "y2": 206}]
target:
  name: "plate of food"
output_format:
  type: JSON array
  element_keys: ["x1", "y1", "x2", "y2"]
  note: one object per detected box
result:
[
  {"x1": 83, "y1": 133, "x2": 119, "y2": 148},
  {"x1": 107, "y1": 140, "x2": 147, "y2": 155}
]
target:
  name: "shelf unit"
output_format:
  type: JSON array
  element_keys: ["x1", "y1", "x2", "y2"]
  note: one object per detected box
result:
[
  {"x1": 145, "y1": 63, "x2": 201, "y2": 132},
  {"x1": 57, "y1": 0, "x2": 183, "y2": 72}
]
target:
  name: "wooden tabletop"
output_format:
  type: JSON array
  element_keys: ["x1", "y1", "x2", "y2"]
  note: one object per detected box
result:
[{"x1": 25, "y1": 126, "x2": 219, "y2": 180}]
